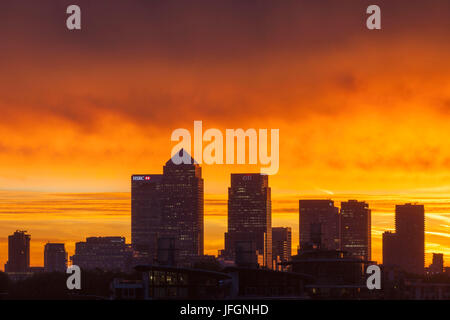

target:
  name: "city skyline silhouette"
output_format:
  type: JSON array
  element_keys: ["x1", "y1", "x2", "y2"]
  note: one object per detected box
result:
[
  {"x1": 0, "y1": 0, "x2": 449, "y2": 301},
  {"x1": 0, "y1": 150, "x2": 446, "y2": 270}
]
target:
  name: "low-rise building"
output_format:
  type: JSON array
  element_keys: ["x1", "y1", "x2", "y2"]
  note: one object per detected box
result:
[{"x1": 71, "y1": 237, "x2": 132, "y2": 272}]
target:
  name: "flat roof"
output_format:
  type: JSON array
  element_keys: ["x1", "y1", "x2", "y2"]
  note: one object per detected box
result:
[
  {"x1": 223, "y1": 266, "x2": 315, "y2": 282},
  {"x1": 134, "y1": 265, "x2": 231, "y2": 280}
]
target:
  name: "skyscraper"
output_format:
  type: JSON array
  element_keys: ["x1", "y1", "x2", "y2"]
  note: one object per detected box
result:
[
  {"x1": 131, "y1": 174, "x2": 163, "y2": 263},
  {"x1": 382, "y1": 231, "x2": 398, "y2": 268},
  {"x1": 396, "y1": 204, "x2": 425, "y2": 274},
  {"x1": 224, "y1": 173, "x2": 272, "y2": 268},
  {"x1": 5, "y1": 230, "x2": 30, "y2": 273},
  {"x1": 299, "y1": 200, "x2": 340, "y2": 251},
  {"x1": 340, "y1": 200, "x2": 371, "y2": 260},
  {"x1": 382, "y1": 204, "x2": 425, "y2": 274},
  {"x1": 131, "y1": 149, "x2": 204, "y2": 267},
  {"x1": 272, "y1": 227, "x2": 292, "y2": 270},
  {"x1": 160, "y1": 151, "x2": 204, "y2": 263},
  {"x1": 44, "y1": 243, "x2": 68, "y2": 273}
]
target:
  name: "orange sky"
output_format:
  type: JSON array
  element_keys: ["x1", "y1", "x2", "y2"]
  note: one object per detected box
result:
[
  {"x1": 0, "y1": 191, "x2": 449, "y2": 269},
  {"x1": 0, "y1": 1, "x2": 449, "y2": 269}
]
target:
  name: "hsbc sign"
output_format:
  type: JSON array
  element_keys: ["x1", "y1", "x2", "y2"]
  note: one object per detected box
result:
[{"x1": 132, "y1": 176, "x2": 152, "y2": 181}]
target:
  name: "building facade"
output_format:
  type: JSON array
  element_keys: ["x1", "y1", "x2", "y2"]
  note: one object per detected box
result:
[
  {"x1": 340, "y1": 200, "x2": 371, "y2": 260},
  {"x1": 71, "y1": 237, "x2": 132, "y2": 272},
  {"x1": 299, "y1": 200, "x2": 340, "y2": 251},
  {"x1": 272, "y1": 227, "x2": 292, "y2": 270},
  {"x1": 224, "y1": 174, "x2": 272, "y2": 268},
  {"x1": 5, "y1": 230, "x2": 31, "y2": 273},
  {"x1": 382, "y1": 204, "x2": 425, "y2": 275},
  {"x1": 131, "y1": 174, "x2": 163, "y2": 263},
  {"x1": 44, "y1": 243, "x2": 67, "y2": 272},
  {"x1": 113, "y1": 265, "x2": 311, "y2": 300},
  {"x1": 287, "y1": 250, "x2": 375, "y2": 299},
  {"x1": 396, "y1": 204, "x2": 425, "y2": 274},
  {"x1": 131, "y1": 149, "x2": 204, "y2": 267},
  {"x1": 382, "y1": 231, "x2": 398, "y2": 269},
  {"x1": 429, "y1": 253, "x2": 444, "y2": 275}
]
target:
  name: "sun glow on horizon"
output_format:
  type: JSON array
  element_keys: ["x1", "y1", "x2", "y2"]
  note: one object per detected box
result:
[{"x1": 0, "y1": 189, "x2": 449, "y2": 270}]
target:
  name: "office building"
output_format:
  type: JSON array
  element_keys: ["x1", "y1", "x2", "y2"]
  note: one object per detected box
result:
[
  {"x1": 396, "y1": 204, "x2": 425, "y2": 274},
  {"x1": 131, "y1": 174, "x2": 162, "y2": 263},
  {"x1": 5, "y1": 230, "x2": 31, "y2": 273},
  {"x1": 131, "y1": 149, "x2": 204, "y2": 267},
  {"x1": 272, "y1": 227, "x2": 292, "y2": 270},
  {"x1": 299, "y1": 200, "x2": 340, "y2": 251},
  {"x1": 429, "y1": 253, "x2": 444, "y2": 275},
  {"x1": 44, "y1": 243, "x2": 68, "y2": 273},
  {"x1": 340, "y1": 200, "x2": 371, "y2": 260},
  {"x1": 382, "y1": 231, "x2": 398, "y2": 268},
  {"x1": 71, "y1": 237, "x2": 132, "y2": 272},
  {"x1": 224, "y1": 173, "x2": 272, "y2": 268},
  {"x1": 287, "y1": 250, "x2": 374, "y2": 299},
  {"x1": 382, "y1": 204, "x2": 425, "y2": 274}
]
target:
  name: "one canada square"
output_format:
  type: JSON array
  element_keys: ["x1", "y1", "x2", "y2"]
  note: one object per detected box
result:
[{"x1": 131, "y1": 149, "x2": 204, "y2": 267}]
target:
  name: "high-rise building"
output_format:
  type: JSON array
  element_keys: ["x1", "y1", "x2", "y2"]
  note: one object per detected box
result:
[
  {"x1": 160, "y1": 151, "x2": 204, "y2": 264},
  {"x1": 234, "y1": 240, "x2": 259, "y2": 268},
  {"x1": 272, "y1": 227, "x2": 292, "y2": 269},
  {"x1": 429, "y1": 253, "x2": 444, "y2": 275},
  {"x1": 131, "y1": 174, "x2": 162, "y2": 263},
  {"x1": 131, "y1": 149, "x2": 204, "y2": 267},
  {"x1": 299, "y1": 200, "x2": 340, "y2": 251},
  {"x1": 44, "y1": 243, "x2": 68, "y2": 273},
  {"x1": 382, "y1": 204, "x2": 425, "y2": 274},
  {"x1": 156, "y1": 237, "x2": 176, "y2": 266},
  {"x1": 340, "y1": 200, "x2": 371, "y2": 260},
  {"x1": 224, "y1": 173, "x2": 272, "y2": 268},
  {"x1": 71, "y1": 237, "x2": 132, "y2": 272},
  {"x1": 5, "y1": 230, "x2": 30, "y2": 273},
  {"x1": 382, "y1": 231, "x2": 398, "y2": 268},
  {"x1": 396, "y1": 204, "x2": 425, "y2": 274}
]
